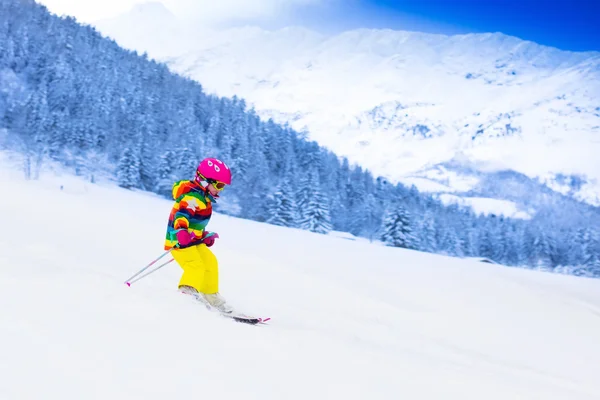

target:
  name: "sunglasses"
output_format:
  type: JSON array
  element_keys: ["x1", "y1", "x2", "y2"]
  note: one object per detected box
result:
[
  {"x1": 208, "y1": 179, "x2": 227, "y2": 191},
  {"x1": 196, "y1": 171, "x2": 227, "y2": 191}
]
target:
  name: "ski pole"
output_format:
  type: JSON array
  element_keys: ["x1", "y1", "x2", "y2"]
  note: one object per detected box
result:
[
  {"x1": 126, "y1": 258, "x2": 175, "y2": 286},
  {"x1": 124, "y1": 248, "x2": 175, "y2": 286}
]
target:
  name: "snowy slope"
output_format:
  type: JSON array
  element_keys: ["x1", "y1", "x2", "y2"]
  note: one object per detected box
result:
[
  {"x1": 94, "y1": 9, "x2": 600, "y2": 209},
  {"x1": 2, "y1": 154, "x2": 600, "y2": 399}
]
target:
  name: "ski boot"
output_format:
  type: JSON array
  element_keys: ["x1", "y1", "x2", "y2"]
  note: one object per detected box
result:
[
  {"x1": 179, "y1": 286, "x2": 233, "y2": 314},
  {"x1": 202, "y1": 292, "x2": 234, "y2": 314},
  {"x1": 179, "y1": 285, "x2": 210, "y2": 309}
]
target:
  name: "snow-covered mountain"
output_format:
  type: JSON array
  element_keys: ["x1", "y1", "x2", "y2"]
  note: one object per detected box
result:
[
  {"x1": 92, "y1": 2, "x2": 213, "y2": 59},
  {"x1": 2, "y1": 153, "x2": 600, "y2": 400},
  {"x1": 94, "y1": 4, "x2": 600, "y2": 211}
]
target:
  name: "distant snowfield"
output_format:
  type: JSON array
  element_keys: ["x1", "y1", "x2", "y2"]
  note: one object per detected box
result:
[
  {"x1": 438, "y1": 194, "x2": 532, "y2": 219},
  {"x1": 1, "y1": 155, "x2": 600, "y2": 400},
  {"x1": 399, "y1": 173, "x2": 532, "y2": 219}
]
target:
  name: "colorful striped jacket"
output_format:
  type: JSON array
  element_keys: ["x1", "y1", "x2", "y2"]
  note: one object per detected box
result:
[{"x1": 164, "y1": 180, "x2": 214, "y2": 250}]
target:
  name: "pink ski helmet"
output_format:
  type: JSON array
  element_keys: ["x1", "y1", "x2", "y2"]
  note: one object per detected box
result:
[{"x1": 195, "y1": 157, "x2": 232, "y2": 186}]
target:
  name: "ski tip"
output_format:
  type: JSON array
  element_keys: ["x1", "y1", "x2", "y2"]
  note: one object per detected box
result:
[
  {"x1": 259, "y1": 317, "x2": 271, "y2": 323},
  {"x1": 125, "y1": 282, "x2": 131, "y2": 287}
]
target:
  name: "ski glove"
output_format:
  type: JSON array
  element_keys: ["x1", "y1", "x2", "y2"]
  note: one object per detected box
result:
[
  {"x1": 202, "y1": 232, "x2": 219, "y2": 247},
  {"x1": 176, "y1": 230, "x2": 196, "y2": 247}
]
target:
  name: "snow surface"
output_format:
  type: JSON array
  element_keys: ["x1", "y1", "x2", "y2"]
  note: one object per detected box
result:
[
  {"x1": 398, "y1": 177, "x2": 455, "y2": 193},
  {"x1": 399, "y1": 169, "x2": 533, "y2": 219},
  {"x1": 399, "y1": 166, "x2": 481, "y2": 194},
  {"x1": 1, "y1": 155, "x2": 600, "y2": 400},
  {"x1": 438, "y1": 194, "x2": 532, "y2": 219}
]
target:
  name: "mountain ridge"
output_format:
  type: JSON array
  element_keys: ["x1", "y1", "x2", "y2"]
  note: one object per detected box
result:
[{"x1": 94, "y1": 6, "x2": 600, "y2": 208}]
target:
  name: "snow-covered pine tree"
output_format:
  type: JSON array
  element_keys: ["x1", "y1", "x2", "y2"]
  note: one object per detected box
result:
[
  {"x1": 117, "y1": 147, "x2": 141, "y2": 189},
  {"x1": 267, "y1": 179, "x2": 298, "y2": 228},
  {"x1": 137, "y1": 115, "x2": 158, "y2": 191},
  {"x1": 237, "y1": 135, "x2": 271, "y2": 222},
  {"x1": 511, "y1": 224, "x2": 528, "y2": 266},
  {"x1": 155, "y1": 150, "x2": 175, "y2": 197},
  {"x1": 296, "y1": 174, "x2": 311, "y2": 212},
  {"x1": 380, "y1": 204, "x2": 416, "y2": 249},
  {"x1": 565, "y1": 228, "x2": 585, "y2": 267},
  {"x1": 203, "y1": 112, "x2": 220, "y2": 152},
  {"x1": 531, "y1": 229, "x2": 553, "y2": 271},
  {"x1": 479, "y1": 226, "x2": 496, "y2": 261},
  {"x1": 242, "y1": 166, "x2": 271, "y2": 222},
  {"x1": 419, "y1": 213, "x2": 438, "y2": 253},
  {"x1": 177, "y1": 147, "x2": 197, "y2": 179},
  {"x1": 462, "y1": 221, "x2": 480, "y2": 258},
  {"x1": 363, "y1": 193, "x2": 383, "y2": 242},
  {"x1": 298, "y1": 169, "x2": 332, "y2": 234},
  {"x1": 440, "y1": 227, "x2": 463, "y2": 257},
  {"x1": 498, "y1": 225, "x2": 516, "y2": 266},
  {"x1": 83, "y1": 149, "x2": 103, "y2": 184},
  {"x1": 583, "y1": 229, "x2": 600, "y2": 277},
  {"x1": 23, "y1": 94, "x2": 49, "y2": 179},
  {"x1": 230, "y1": 106, "x2": 250, "y2": 177},
  {"x1": 216, "y1": 109, "x2": 234, "y2": 162},
  {"x1": 493, "y1": 220, "x2": 511, "y2": 264}
]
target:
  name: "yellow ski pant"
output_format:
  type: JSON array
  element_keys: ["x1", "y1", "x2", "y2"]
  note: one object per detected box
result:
[{"x1": 171, "y1": 244, "x2": 219, "y2": 294}]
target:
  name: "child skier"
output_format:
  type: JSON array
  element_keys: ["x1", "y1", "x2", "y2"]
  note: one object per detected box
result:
[{"x1": 164, "y1": 157, "x2": 233, "y2": 314}]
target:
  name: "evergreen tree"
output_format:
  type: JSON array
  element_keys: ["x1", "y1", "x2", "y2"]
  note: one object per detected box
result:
[
  {"x1": 177, "y1": 147, "x2": 197, "y2": 179},
  {"x1": 380, "y1": 205, "x2": 416, "y2": 249},
  {"x1": 83, "y1": 149, "x2": 103, "y2": 184},
  {"x1": 532, "y1": 230, "x2": 553, "y2": 270},
  {"x1": 156, "y1": 150, "x2": 176, "y2": 196},
  {"x1": 363, "y1": 193, "x2": 383, "y2": 242},
  {"x1": 296, "y1": 174, "x2": 311, "y2": 213},
  {"x1": 117, "y1": 147, "x2": 141, "y2": 189},
  {"x1": 298, "y1": 169, "x2": 332, "y2": 234},
  {"x1": 440, "y1": 227, "x2": 463, "y2": 257},
  {"x1": 583, "y1": 229, "x2": 600, "y2": 276},
  {"x1": 419, "y1": 213, "x2": 438, "y2": 253},
  {"x1": 238, "y1": 143, "x2": 271, "y2": 222},
  {"x1": 512, "y1": 224, "x2": 528, "y2": 266},
  {"x1": 587, "y1": 254, "x2": 600, "y2": 277},
  {"x1": 462, "y1": 223, "x2": 480, "y2": 258},
  {"x1": 479, "y1": 229, "x2": 495, "y2": 260},
  {"x1": 493, "y1": 220, "x2": 510, "y2": 264},
  {"x1": 267, "y1": 179, "x2": 298, "y2": 228}
]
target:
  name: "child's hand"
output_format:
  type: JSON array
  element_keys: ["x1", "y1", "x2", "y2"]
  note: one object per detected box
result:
[
  {"x1": 202, "y1": 232, "x2": 219, "y2": 247},
  {"x1": 176, "y1": 230, "x2": 196, "y2": 246}
]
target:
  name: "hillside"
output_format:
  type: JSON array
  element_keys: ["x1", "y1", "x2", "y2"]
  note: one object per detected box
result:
[
  {"x1": 2, "y1": 0, "x2": 599, "y2": 275},
  {"x1": 1, "y1": 155, "x2": 600, "y2": 399}
]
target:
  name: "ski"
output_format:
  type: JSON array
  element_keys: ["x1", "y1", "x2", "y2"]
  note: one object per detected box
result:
[
  {"x1": 220, "y1": 312, "x2": 270, "y2": 325},
  {"x1": 180, "y1": 290, "x2": 270, "y2": 325},
  {"x1": 223, "y1": 314, "x2": 269, "y2": 325}
]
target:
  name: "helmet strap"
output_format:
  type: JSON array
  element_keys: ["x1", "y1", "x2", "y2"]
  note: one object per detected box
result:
[
  {"x1": 194, "y1": 173, "x2": 220, "y2": 199},
  {"x1": 195, "y1": 172, "x2": 208, "y2": 187}
]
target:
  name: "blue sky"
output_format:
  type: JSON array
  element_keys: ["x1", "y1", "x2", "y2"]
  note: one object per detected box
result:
[
  {"x1": 39, "y1": 0, "x2": 599, "y2": 52},
  {"x1": 290, "y1": 0, "x2": 600, "y2": 52}
]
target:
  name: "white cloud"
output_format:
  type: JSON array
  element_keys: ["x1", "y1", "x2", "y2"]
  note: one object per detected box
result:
[
  {"x1": 36, "y1": 0, "x2": 150, "y2": 23},
  {"x1": 164, "y1": 0, "x2": 325, "y2": 23},
  {"x1": 36, "y1": 0, "x2": 335, "y2": 27}
]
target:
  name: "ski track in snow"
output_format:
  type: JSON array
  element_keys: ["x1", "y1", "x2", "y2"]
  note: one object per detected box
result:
[{"x1": 1, "y1": 161, "x2": 600, "y2": 400}]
